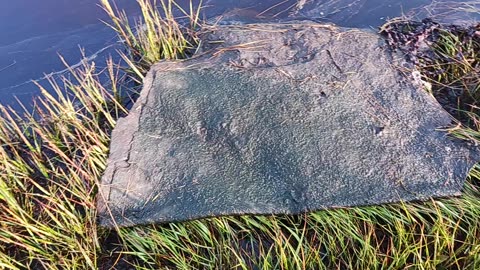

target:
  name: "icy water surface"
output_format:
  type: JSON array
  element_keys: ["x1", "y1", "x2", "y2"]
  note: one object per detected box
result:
[{"x1": 0, "y1": 0, "x2": 478, "y2": 109}]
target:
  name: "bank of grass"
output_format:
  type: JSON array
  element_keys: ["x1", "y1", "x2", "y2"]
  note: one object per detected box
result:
[
  {"x1": 0, "y1": 57, "x2": 126, "y2": 269},
  {"x1": 0, "y1": 0, "x2": 479, "y2": 269},
  {"x1": 100, "y1": 0, "x2": 202, "y2": 76}
]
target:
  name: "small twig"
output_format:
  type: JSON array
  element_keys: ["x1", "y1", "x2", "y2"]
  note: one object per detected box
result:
[
  {"x1": 0, "y1": 60, "x2": 16, "y2": 73},
  {"x1": 326, "y1": 49, "x2": 343, "y2": 73}
]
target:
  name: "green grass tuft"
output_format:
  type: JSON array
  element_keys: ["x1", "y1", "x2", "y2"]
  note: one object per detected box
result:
[
  {"x1": 100, "y1": 0, "x2": 202, "y2": 76},
  {"x1": 0, "y1": 57, "x2": 127, "y2": 269}
]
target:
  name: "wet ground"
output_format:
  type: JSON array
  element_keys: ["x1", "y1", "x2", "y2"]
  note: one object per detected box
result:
[{"x1": 0, "y1": 0, "x2": 479, "y2": 110}]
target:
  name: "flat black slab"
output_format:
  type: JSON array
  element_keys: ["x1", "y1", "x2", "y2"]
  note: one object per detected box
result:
[{"x1": 98, "y1": 23, "x2": 479, "y2": 227}]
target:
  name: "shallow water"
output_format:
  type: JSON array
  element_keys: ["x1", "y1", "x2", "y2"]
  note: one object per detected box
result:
[{"x1": 0, "y1": 0, "x2": 478, "y2": 109}]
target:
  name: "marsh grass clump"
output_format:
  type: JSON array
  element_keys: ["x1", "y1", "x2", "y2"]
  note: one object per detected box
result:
[
  {"x1": 111, "y1": 188, "x2": 480, "y2": 269},
  {"x1": 381, "y1": 19, "x2": 480, "y2": 129},
  {"x1": 100, "y1": 0, "x2": 202, "y2": 76},
  {"x1": 0, "y1": 58, "x2": 127, "y2": 269}
]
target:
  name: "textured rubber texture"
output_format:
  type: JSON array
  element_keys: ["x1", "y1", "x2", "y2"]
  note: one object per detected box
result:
[{"x1": 98, "y1": 23, "x2": 479, "y2": 227}]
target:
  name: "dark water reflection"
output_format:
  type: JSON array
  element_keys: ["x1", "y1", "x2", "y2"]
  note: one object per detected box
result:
[{"x1": 0, "y1": 0, "x2": 478, "y2": 109}]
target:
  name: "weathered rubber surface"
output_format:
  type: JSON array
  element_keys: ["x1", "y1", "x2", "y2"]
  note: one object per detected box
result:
[{"x1": 97, "y1": 23, "x2": 479, "y2": 227}]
